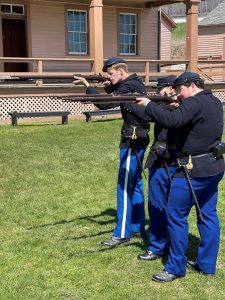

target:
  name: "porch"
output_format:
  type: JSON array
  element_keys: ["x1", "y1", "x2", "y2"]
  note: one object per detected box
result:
[
  {"x1": 0, "y1": 0, "x2": 200, "y2": 76},
  {"x1": 0, "y1": 0, "x2": 225, "y2": 121},
  {"x1": 0, "y1": 56, "x2": 225, "y2": 91},
  {"x1": 0, "y1": 56, "x2": 225, "y2": 122}
]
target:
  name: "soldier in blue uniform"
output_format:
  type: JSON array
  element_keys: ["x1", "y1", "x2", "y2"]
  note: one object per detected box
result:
[
  {"x1": 137, "y1": 75, "x2": 178, "y2": 261},
  {"x1": 136, "y1": 72, "x2": 224, "y2": 282},
  {"x1": 74, "y1": 57, "x2": 150, "y2": 246}
]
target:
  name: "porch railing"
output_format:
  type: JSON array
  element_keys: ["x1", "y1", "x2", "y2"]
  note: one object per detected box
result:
[
  {"x1": 0, "y1": 57, "x2": 189, "y2": 86},
  {"x1": 0, "y1": 57, "x2": 225, "y2": 85}
]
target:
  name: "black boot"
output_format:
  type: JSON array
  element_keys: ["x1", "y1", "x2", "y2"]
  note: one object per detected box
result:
[
  {"x1": 152, "y1": 271, "x2": 183, "y2": 283},
  {"x1": 187, "y1": 260, "x2": 214, "y2": 277},
  {"x1": 137, "y1": 250, "x2": 162, "y2": 261},
  {"x1": 101, "y1": 236, "x2": 130, "y2": 246}
]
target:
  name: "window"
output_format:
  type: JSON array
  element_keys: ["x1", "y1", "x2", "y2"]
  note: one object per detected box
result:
[
  {"x1": 1, "y1": 4, "x2": 24, "y2": 15},
  {"x1": 120, "y1": 13, "x2": 137, "y2": 55},
  {"x1": 67, "y1": 10, "x2": 87, "y2": 55}
]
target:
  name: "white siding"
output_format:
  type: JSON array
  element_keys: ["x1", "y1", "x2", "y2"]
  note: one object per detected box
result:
[
  {"x1": 30, "y1": 1, "x2": 65, "y2": 57},
  {"x1": 161, "y1": 19, "x2": 172, "y2": 60},
  {"x1": 198, "y1": 25, "x2": 225, "y2": 58},
  {"x1": 103, "y1": 6, "x2": 159, "y2": 72},
  {"x1": 198, "y1": 25, "x2": 225, "y2": 80},
  {"x1": 139, "y1": 7, "x2": 158, "y2": 59},
  {"x1": 19, "y1": 1, "x2": 159, "y2": 72},
  {"x1": 29, "y1": 1, "x2": 91, "y2": 71},
  {"x1": 103, "y1": 7, "x2": 118, "y2": 57}
]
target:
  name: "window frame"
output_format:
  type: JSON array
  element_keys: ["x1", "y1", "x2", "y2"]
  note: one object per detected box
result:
[
  {"x1": 118, "y1": 10, "x2": 139, "y2": 56},
  {"x1": 65, "y1": 6, "x2": 89, "y2": 56},
  {"x1": 1, "y1": 3, "x2": 25, "y2": 16}
]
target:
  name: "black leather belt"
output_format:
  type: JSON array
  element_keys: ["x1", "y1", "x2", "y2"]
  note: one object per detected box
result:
[
  {"x1": 178, "y1": 152, "x2": 212, "y2": 159},
  {"x1": 123, "y1": 122, "x2": 149, "y2": 130},
  {"x1": 192, "y1": 153, "x2": 213, "y2": 158}
]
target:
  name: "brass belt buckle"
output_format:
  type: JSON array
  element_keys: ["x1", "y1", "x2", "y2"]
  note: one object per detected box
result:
[
  {"x1": 131, "y1": 126, "x2": 137, "y2": 140},
  {"x1": 186, "y1": 154, "x2": 193, "y2": 171}
]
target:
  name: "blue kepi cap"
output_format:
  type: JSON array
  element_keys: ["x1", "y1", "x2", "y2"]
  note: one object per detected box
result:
[
  {"x1": 102, "y1": 57, "x2": 126, "y2": 72},
  {"x1": 152, "y1": 75, "x2": 177, "y2": 89},
  {"x1": 173, "y1": 72, "x2": 201, "y2": 88}
]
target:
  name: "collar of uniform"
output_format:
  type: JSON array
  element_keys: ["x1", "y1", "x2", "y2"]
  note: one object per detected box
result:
[{"x1": 121, "y1": 73, "x2": 138, "y2": 83}]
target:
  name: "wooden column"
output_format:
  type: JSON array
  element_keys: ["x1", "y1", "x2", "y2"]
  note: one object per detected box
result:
[
  {"x1": 89, "y1": 0, "x2": 103, "y2": 74},
  {"x1": 185, "y1": 0, "x2": 200, "y2": 72}
]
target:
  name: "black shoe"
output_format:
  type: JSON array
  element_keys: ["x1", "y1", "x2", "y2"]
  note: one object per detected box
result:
[
  {"x1": 187, "y1": 260, "x2": 215, "y2": 277},
  {"x1": 152, "y1": 271, "x2": 182, "y2": 283},
  {"x1": 137, "y1": 250, "x2": 162, "y2": 261},
  {"x1": 101, "y1": 236, "x2": 130, "y2": 246}
]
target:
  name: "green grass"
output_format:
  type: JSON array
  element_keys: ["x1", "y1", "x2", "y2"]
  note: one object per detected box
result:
[
  {"x1": 0, "y1": 118, "x2": 224, "y2": 300},
  {"x1": 172, "y1": 22, "x2": 186, "y2": 40}
]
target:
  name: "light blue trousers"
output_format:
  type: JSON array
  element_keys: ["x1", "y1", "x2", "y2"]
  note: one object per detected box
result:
[
  {"x1": 165, "y1": 172, "x2": 224, "y2": 276},
  {"x1": 148, "y1": 165, "x2": 176, "y2": 255},
  {"x1": 113, "y1": 146, "x2": 147, "y2": 238}
]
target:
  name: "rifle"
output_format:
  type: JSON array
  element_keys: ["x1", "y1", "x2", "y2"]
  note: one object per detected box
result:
[
  {"x1": 61, "y1": 93, "x2": 174, "y2": 104},
  {"x1": 2, "y1": 74, "x2": 108, "y2": 83}
]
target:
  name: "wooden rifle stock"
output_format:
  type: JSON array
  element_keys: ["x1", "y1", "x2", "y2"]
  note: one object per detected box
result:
[{"x1": 61, "y1": 93, "x2": 172, "y2": 104}]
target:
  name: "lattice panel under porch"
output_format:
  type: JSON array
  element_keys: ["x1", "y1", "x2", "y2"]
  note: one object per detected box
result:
[
  {"x1": 0, "y1": 91, "x2": 224, "y2": 121},
  {"x1": 213, "y1": 91, "x2": 225, "y2": 102},
  {"x1": 0, "y1": 96, "x2": 94, "y2": 120}
]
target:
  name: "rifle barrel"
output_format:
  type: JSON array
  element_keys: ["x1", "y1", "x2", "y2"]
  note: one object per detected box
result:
[
  {"x1": 61, "y1": 94, "x2": 171, "y2": 104},
  {"x1": 8, "y1": 74, "x2": 107, "y2": 82}
]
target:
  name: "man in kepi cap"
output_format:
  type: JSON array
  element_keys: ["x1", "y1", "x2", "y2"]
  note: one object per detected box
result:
[
  {"x1": 102, "y1": 57, "x2": 126, "y2": 72},
  {"x1": 151, "y1": 75, "x2": 177, "y2": 90},
  {"x1": 136, "y1": 71, "x2": 224, "y2": 282},
  {"x1": 138, "y1": 75, "x2": 178, "y2": 262},
  {"x1": 74, "y1": 57, "x2": 150, "y2": 246}
]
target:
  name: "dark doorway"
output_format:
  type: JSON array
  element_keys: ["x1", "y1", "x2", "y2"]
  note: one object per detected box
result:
[{"x1": 2, "y1": 18, "x2": 27, "y2": 72}]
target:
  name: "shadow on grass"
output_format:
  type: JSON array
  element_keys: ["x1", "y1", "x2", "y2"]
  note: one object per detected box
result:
[
  {"x1": 27, "y1": 218, "x2": 76, "y2": 229},
  {"x1": 78, "y1": 208, "x2": 116, "y2": 225},
  {"x1": 96, "y1": 240, "x2": 147, "y2": 253},
  {"x1": 27, "y1": 207, "x2": 151, "y2": 252},
  {"x1": 159, "y1": 232, "x2": 200, "y2": 266},
  {"x1": 17, "y1": 123, "x2": 63, "y2": 127},
  {"x1": 63, "y1": 229, "x2": 113, "y2": 241},
  {"x1": 86, "y1": 118, "x2": 122, "y2": 123},
  {"x1": 27, "y1": 208, "x2": 116, "y2": 230},
  {"x1": 187, "y1": 232, "x2": 200, "y2": 260}
]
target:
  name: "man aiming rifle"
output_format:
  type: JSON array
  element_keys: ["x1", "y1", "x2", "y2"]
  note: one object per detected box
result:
[
  {"x1": 137, "y1": 75, "x2": 179, "y2": 262},
  {"x1": 74, "y1": 57, "x2": 150, "y2": 247},
  {"x1": 136, "y1": 71, "x2": 225, "y2": 282}
]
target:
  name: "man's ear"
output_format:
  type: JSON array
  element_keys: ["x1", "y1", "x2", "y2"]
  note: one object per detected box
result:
[{"x1": 191, "y1": 82, "x2": 197, "y2": 91}]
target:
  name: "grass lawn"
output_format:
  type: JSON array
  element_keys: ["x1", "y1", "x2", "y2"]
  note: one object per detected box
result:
[
  {"x1": 0, "y1": 118, "x2": 224, "y2": 300},
  {"x1": 172, "y1": 23, "x2": 186, "y2": 41}
]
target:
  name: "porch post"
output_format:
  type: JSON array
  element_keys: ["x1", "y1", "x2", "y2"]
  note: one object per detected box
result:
[
  {"x1": 0, "y1": 14, "x2": 3, "y2": 72},
  {"x1": 185, "y1": 0, "x2": 200, "y2": 72},
  {"x1": 89, "y1": 0, "x2": 103, "y2": 73}
]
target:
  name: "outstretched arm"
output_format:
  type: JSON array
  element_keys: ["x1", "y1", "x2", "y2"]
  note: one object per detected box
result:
[{"x1": 136, "y1": 97, "x2": 200, "y2": 128}]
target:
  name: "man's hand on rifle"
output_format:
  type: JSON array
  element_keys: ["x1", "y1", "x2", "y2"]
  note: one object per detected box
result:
[
  {"x1": 169, "y1": 93, "x2": 180, "y2": 108},
  {"x1": 102, "y1": 77, "x2": 112, "y2": 87},
  {"x1": 136, "y1": 93, "x2": 180, "y2": 108},
  {"x1": 136, "y1": 97, "x2": 151, "y2": 107},
  {"x1": 73, "y1": 76, "x2": 90, "y2": 87}
]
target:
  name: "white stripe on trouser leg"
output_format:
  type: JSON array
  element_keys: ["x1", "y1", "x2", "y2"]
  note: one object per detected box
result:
[{"x1": 121, "y1": 148, "x2": 132, "y2": 238}]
